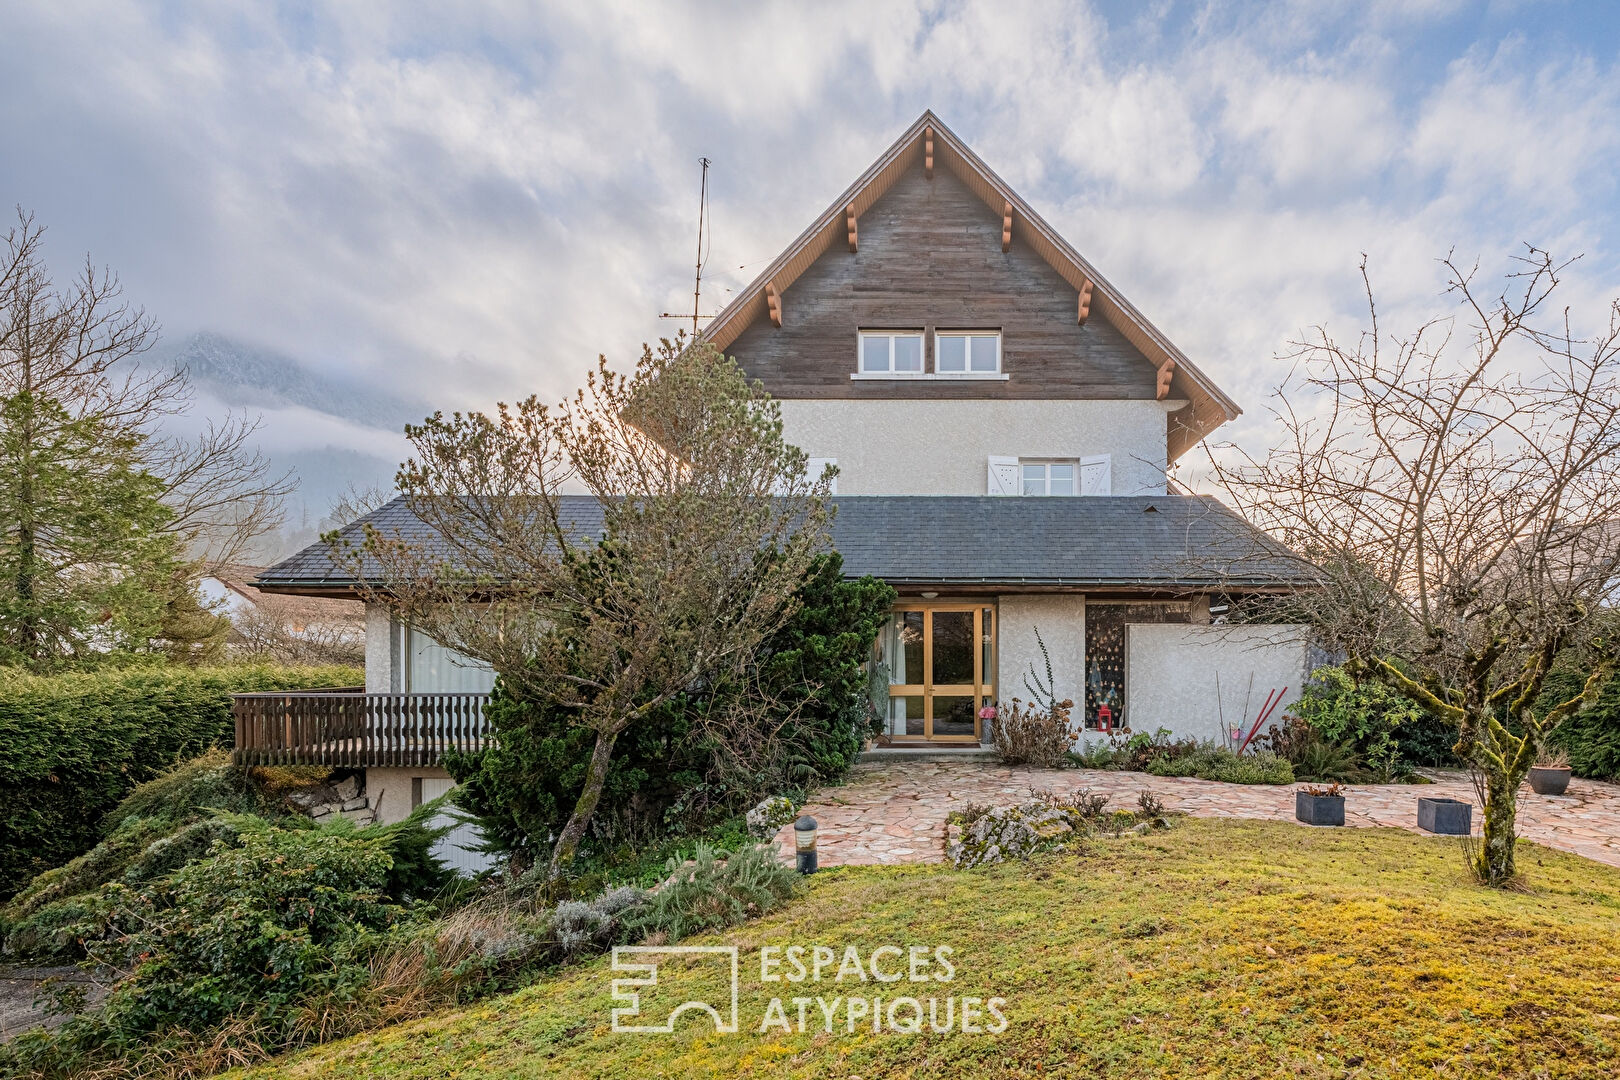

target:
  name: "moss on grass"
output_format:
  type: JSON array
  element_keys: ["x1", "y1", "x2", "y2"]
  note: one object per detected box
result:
[{"x1": 237, "y1": 820, "x2": 1620, "y2": 1080}]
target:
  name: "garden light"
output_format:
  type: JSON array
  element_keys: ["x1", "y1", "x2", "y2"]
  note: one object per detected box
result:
[{"x1": 794, "y1": 814, "x2": 819, "y2": 874}]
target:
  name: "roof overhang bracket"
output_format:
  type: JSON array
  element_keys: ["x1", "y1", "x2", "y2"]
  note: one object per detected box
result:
[
  {"x1": 1156, "y1": 359, "x2": 1176, "y2": 401},
  {"x1": 1001, "y1": 200, "x2": 1013, "y2": 253},
  {"x1": 845, "y1": 203, "x2": 857, "y2": 253},
  {"x1": 766, "y1": 281, "x2": 782, "y2": 328},
  {"x1": 1077, "y1": 279, "x2": 1093, "y2": 326},
  {"x1": 924, "y1": 126, "x2": 934, "y2": 178}
]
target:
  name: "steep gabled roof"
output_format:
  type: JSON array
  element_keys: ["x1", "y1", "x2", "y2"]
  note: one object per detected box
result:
[{"x1": 701, "y1": 111, "x2": 1240, "y2": 460}]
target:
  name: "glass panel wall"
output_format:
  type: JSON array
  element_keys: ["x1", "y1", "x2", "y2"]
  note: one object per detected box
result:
[{"x1": 404, "y1": 626, "x2": 497, "y2": 694}]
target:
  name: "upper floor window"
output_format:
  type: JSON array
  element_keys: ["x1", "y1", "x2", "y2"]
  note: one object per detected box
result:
[
  {"x1": 936, "y1": 331, "x2": 1001, "y2": 375},
  {"x1": 859, "y1": 331, "x2": 924, "y2": 375},
  {"x1": 988, "y1": 454, "x2": 1111, "y2": 496},
  {"x1": 1021, "y1": 460, "x2": 1075, "y2": 496}
]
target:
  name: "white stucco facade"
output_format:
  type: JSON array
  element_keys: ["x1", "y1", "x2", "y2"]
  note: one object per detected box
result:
[
  {"x1": 1124, "y1": 624, "x2": 1307, "y2": 744},
  {"x1": 364, "y1": 603, "x2": 394, "y2": 693},
  {"x1": 778, "y1": 398, "x2": 1183, "y2": 497},
  {"x1": 995, "y1": 594, "x2": 1086, "y2": 714}
]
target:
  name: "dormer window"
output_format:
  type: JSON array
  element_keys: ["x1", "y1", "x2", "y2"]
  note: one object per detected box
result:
[
  {"x1": 935, "y1": 331, "x2": 1001, "y2": 375},
  {"x1": 858, "y1": 331, "x2": 924, "y2": 375}
]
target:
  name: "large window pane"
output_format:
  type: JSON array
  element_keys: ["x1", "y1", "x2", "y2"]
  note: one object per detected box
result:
[
  {"x1": 1049, "y1": 463, "x2": 1075, "y2": 496},
  {"x1": 891, "y1": 694, "x2": 925, "y2": 737},
  {"x1": 932, "y1": 610, "x2": 975, "y2": 684},
  {"x1": 970, "y1": 336, "x2": 999, "y2": 372},
  {"x1": 883, "y1": 610, "x2": 925, "y2": 685},
  {"x1": 407, "y1": 628, "x2": 496, "y2": 693},
  {"x1": 936, "y1": 335, "x2": 966, "y2": 373},
  {"x1": 932, "y1": 695, "x2": 976, "y2": 736},
  {"x1": 1022, "y1": 464, "x2": 1045, "y2": 496},
  {"x1": 893, "y1": 335, "x2": 923, "y2": 372},
  {"x1": 861, "y1": 335, "x2": 890, "y2": 372}
]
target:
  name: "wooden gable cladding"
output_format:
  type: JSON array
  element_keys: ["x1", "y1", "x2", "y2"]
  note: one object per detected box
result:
[
  {"x1": 699, "y1": 111, "x2": 1241, "y2": 458},
  {"x1": 725, "y1": 164, "x2": 1158, "y2": 400}
]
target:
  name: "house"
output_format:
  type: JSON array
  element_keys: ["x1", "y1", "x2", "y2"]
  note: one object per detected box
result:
[
  {"x1": 236, "y1": 112, "x2": 1315, "y2": 839},
  {"x1": 199, "y1": 564, "x2": 365, "y2": 664}
]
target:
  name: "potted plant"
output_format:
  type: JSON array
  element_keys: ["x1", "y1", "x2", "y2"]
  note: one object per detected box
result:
[
  {"x1": 1295, "y1": 782, "x2": 1346, "y2": 827},
  {"x1": 1528, "y1": 748, "x2": 1574, "y2": 796},
  {"x1": 1417, "y1": 796, "x2": 1472, "y2": 835}
]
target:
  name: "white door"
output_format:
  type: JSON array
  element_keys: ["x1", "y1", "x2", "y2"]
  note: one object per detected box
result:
[{"x1": 419, "y1": 777, "x2": 496, "y2": 876}]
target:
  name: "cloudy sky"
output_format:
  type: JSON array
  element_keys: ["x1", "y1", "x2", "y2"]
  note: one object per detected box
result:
[{"x1": 4, "y1": 0, "x2": 1619, "y2": 512}]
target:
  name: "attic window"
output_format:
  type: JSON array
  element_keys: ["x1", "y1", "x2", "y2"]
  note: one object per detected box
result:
[
  {"x1": 858, "y1": 331, "x2": 924, "y2": 375},
  {"x1": 935, "y1": 331, "x2": 1000, "y2": 374}
]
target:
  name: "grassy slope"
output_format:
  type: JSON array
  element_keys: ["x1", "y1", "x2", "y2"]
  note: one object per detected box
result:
[{"x1": 242, "y1": 821, "x2": 1620, "y2": 1079}]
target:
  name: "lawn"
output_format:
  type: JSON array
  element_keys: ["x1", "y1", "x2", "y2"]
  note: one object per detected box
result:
[{"x1": 240, "y1": 820, "x2": 1620, "y2": 1079}]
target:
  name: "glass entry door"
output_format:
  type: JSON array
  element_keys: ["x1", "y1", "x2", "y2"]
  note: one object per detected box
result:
[{"x1": 879, "y1": 603, "x2": 996, "y2": 743}]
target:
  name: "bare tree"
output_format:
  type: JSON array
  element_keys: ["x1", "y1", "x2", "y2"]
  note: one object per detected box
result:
[
  {"x1": 0, "y1": 209, "x2": 292, "y2": 661},
  {"x1": 229, "y1": 599, "x2": 364, "y2": 666},
  {"x1": 326, "y1": 483, "x2": 395, "y2": 528},
  {"x1": 1213, "y1": 247, "x2": 1620, "y2": 885},
  {"x1": 345, "y1": 338, "x2": 832, "y2": 875}
]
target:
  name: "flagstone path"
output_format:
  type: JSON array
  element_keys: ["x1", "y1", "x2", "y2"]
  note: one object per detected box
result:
[{"x1": 773, "y1": 759, "x2": 1620, "y2": 870}]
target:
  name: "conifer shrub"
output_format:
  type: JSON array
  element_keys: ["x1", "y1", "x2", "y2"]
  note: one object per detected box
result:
[{"x1": 0, "y1": 663, "x2": 361, "y2": 898}]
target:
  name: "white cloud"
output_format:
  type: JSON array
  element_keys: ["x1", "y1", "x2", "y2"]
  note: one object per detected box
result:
[{"x1": 1, "y1": 0, "x2": 1617, "y2": 501}]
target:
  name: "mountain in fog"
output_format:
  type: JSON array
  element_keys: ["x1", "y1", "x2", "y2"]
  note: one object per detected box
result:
[{"x1": 163, "y1": 331, "x2": 428, "y2": 433}]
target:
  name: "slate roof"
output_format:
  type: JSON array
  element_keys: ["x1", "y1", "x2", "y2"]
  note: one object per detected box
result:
[{"x1": 255, "y1": 495, "x2": 1314, "y2": 596}]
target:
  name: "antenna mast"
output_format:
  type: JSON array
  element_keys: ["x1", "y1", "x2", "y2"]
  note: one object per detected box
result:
[
  {"x1": 692, "y1": 156, "x2": 710, "y2": 336},
  {"x1": 660, "y1": 157, "x2": 720, "y2": 331}
]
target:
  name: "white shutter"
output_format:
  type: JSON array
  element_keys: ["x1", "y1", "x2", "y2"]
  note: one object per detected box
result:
[
  {"x1": 806, "y1": 457, "x2": 838, "y2": 494},
  {"x1": 987, "y1": 455, "x2": 1020, "y2": 495},
  {"x1": 1080, "y1": 455, "x2": 1111, "y2": 496}
]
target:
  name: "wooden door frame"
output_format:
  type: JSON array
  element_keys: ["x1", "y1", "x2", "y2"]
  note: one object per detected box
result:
[{"x1": 884, "y1": 599, "x2": 997, "y2": 744}]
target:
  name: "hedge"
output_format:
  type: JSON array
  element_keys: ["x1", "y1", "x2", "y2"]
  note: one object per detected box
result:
[{"x1": 0, "y1": 664, "x2": 361, "y2": 900}]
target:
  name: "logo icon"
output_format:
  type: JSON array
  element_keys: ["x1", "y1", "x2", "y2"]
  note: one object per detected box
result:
[{"x1": 610, "y1": 946, "x2": 739, "y2": 1034}]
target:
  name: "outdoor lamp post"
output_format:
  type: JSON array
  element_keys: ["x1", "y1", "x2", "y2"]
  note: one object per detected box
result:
[{"x1": 794, "y1": 815, "x2": 818, "y2": 874}]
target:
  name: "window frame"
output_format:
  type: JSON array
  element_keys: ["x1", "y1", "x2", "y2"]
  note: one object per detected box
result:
[
  {"x1": 1018, "y1": 458, "x2": 1079, "y2": 497},
  {"x1": 933, "y1": 330, "x2": 1002, "y2": 376},
  {"x1": 856, "y1": 330, "x2": 927, "y2": 376}
]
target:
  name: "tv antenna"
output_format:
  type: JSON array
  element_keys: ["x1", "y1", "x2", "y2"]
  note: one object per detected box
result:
[{"x1": 660, "y1": 156, "x2": 721, "y2": 334}]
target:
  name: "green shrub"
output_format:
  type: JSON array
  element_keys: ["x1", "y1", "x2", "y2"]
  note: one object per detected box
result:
[
  {"x1": 3, "y1": 752, "x2": 451, "y2": 964},
  {"x1": 0, "y1": 663, "x2": 360, "y2": 898},
  {"x1": 1, "y1": 825, "x2": 408, "y2": 1078},
  {"x1": 1537, "y1": 667, "x2": 1620, "y2": 781},
  {"x1": 626, "y1": 843, "x2": 800, "y2": 943},
  {"x1": 1293, "y1": 739, "x2": 1369, "y2": 784},
  {"x1": 447, "y1": 555, "x2": 892, "y2": 863},
  {"x1": 1288, "y1": 665, "x2": 1452, "y2": 774},
  {"x1": 1145, "y1": 745, "x2": 1294, "y2": 785}
]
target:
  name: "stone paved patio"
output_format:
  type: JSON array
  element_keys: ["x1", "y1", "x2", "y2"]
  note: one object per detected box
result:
[{"x1": 774, "y1": 759, "x2": 1620, "y2": 870}]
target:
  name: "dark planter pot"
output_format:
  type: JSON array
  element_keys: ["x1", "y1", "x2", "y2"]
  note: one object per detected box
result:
[
  {"x1": 1295, "y1": 791, "x2": 1345, "y2": 827},
  {"x1": 1417, "y1": 797, "x2": 1472, "y2": 835},
  {"x1": 1528, "y1": 766, "x2": 1573, "y2": 796}
]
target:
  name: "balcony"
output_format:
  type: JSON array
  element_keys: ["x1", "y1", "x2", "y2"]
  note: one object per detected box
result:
[{"x1": 232, "y1": 691, "x2": 490, "y2": 768}]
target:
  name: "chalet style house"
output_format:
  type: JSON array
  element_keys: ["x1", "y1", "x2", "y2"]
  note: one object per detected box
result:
[{"x1": 239, "y1": 112, "x2": 1313, "y2": 839}]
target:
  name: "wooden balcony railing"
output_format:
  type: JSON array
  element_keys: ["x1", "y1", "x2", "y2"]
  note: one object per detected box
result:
[{"x1": 232, "y1": 691, "x2": 490, "y2": 768}]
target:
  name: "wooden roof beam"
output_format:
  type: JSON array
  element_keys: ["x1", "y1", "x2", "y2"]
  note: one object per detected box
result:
[
  {"x1": 1001, "y1": 200, "x2": 1012, "y2": 252},
  {"x1": 924, "y1": 126, "x2": 934, "y2": 178},
  {"x1": 845, "y1": 203, "x2": 857, "y2": 253},
  {"x1": 1156, "y1": 359, "x2": 1176, "y2": 401},
  {"x1": 766, "y1": 281, "x2": 782, "y2": 328},
  {"x1": 1077, "y1": 279, "x2": 1093, "y2": 326}
]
